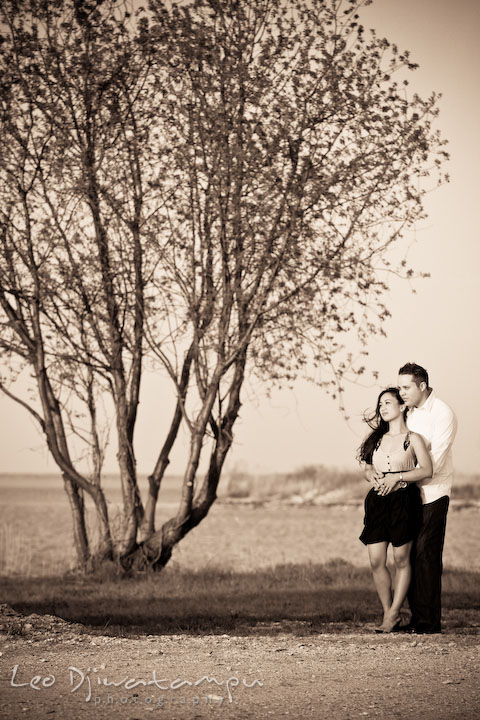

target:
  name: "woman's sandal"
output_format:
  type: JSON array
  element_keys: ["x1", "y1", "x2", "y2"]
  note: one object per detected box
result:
[{"x1": 374, "y1": 620, "x2": 401, "y2": 634}]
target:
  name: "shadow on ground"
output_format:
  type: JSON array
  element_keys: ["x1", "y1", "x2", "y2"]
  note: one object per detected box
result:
[{"x1": 1, "y1": 562, "x2": 479, "y2": 637}]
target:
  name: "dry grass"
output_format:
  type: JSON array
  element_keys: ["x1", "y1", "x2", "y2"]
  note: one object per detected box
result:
[
  {"x1": 223, "y1": 466, "x2": 480, "y2": 503},
  {"x1": 1, "y1": 561, "x2": 478, "y2": 635},
  {"x1": 0, "y1": 522, "x2": 34, "y2": 576},
  {"x1": 223, "y1": 465, "x2": 361, "y2": 501},
  {"x1": 1, "y1": 470, "x2": 479, "y2": 633},
  {"x1": 1, "y1": 471, "x2": 480, "y2": 577}
]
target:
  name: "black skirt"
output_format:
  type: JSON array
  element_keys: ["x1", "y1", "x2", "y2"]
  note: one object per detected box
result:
[{"x1": 359, "y1": 484, "x2": 422, "y2": 547}]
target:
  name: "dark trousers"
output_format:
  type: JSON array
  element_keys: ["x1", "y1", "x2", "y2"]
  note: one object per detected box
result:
[{"x1": 407, "y1": 495, "x2": 449, "y2": 632}]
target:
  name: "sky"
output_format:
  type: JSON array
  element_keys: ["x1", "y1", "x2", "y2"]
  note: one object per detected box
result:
[{"x1": 1, "y1": 0, "x2": 479, "y2": 477}]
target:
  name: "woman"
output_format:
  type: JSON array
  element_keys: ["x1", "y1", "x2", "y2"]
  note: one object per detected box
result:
[{"x1": 358, "y1": 388, "x2": 432, "y2": 633}]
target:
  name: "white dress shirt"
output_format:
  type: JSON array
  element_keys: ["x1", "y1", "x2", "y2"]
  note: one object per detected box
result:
[{"x1": 406, "y1": 390, "x2": 457, "y2": 504}]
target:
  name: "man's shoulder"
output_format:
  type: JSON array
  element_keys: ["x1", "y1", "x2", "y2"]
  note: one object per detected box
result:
[
  {"x1": 431, "y1": 395, "x2": 455, "y2": 416},
  {"x1": 430, "y1": 395, "x2": 457, "y2": 428},
  {"x1": 407, "y1": 394, "x2": 457, "y2": 426}
]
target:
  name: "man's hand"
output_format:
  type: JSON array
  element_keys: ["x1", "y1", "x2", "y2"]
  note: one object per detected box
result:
[
  {"x1": 365, "y1": 465, "x2": 384, "y2": 490},
  {"x1": 376, "y1": 475, "x2": 400, "y2": 496}
]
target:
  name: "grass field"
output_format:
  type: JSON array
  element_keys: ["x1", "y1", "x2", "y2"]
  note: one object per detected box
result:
[
  {"x1": 1, "y1": 471, "x2": 479, "y2": 575},
  {"x1": 1, "y1": 471, "x2": 479, "y2": 634},
  {"x1": 1, "y1": 562, "x2": 479, "y2": 636}
]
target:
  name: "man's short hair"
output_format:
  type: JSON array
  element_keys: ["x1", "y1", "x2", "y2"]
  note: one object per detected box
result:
[{"x1": 398, "y1": 362, "x2": 429, "y2": 388}]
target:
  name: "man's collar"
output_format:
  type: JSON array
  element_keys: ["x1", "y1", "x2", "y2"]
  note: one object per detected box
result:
[{"x1": 416, "y1": 389, "x2": 436, "y2": 411}]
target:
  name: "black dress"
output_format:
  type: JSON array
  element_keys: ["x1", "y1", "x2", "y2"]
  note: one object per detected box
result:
[{"x1": 360, "y1": 432, "x2": 422, "y2": 547}]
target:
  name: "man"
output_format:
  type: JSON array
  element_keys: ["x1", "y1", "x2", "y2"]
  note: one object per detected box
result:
[{"x1": 397, "y1": 362, "x2": 457, "y2": 634}]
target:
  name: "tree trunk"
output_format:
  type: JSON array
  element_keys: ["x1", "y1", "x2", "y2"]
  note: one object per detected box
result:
[
  {"x1": 116, "y1": 437, "x2": 143, "y2": 556},
  {"x1": 63, "y1": 474, "x2": 89, "y2": 569},
  {"x1": 124, "y1": 358, "x2": 245, "y2": 572},
  {"x1": 139, "y1": 346, "x2": 194, "y2": 539},
  {"x1": 140, "y1": 433, "x2": 234, "y2": 571},
  {"x1": 89, "y1": 484, "x2": 114, "y2": 565},
  {"x1": 114, "y1": 376, "x2": 144, "y2": 556}
]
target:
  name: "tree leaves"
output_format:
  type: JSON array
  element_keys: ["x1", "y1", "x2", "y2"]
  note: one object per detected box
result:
[{"x1": 0, "y1": 0, "x2": 447, "y2": 566}]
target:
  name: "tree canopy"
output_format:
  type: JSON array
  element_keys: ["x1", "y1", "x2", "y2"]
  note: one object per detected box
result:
[{"x1": 0, "y1": 0, "x2": 447, "y2": 570}]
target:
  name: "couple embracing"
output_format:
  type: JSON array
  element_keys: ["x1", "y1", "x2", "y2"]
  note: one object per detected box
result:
[{"x1": 359, "y1": 363, "x2": 457, "y2": 634}]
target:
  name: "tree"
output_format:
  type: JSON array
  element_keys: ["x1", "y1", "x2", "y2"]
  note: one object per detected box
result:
[
  {"x1": 0, "y1": 0, "x2": 159, "y2": 564},
  {"x1": 0, "y1": 0, "x2": 447, "y2": 571}
]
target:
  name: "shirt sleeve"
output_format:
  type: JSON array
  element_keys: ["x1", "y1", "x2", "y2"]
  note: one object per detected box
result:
[{"x1": 431, "y1": 405, "x2": 457, "y2": 476}]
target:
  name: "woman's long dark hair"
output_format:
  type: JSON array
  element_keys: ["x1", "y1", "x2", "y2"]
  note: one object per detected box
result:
[{"x1": 358, "y1": 388, "x2": 406, "y2": 464}]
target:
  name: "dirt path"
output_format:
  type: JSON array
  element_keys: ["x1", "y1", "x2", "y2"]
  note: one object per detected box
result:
[{"x1": 1, "y1": 607, "x2": 479, "y2": 719}]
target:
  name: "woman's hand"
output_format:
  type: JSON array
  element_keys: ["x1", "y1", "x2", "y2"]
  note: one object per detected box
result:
[
  {"x1": 365, "y1": 465, "x2": 384, "y2": 488},
  {"x1": 376, "y1": 474, "x2": 400, "y2": 496}
]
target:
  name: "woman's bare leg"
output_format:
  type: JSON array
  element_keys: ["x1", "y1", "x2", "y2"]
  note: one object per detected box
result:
[
  {"x1": 384, "y1": 541, "x2": 413, "y2": 627},
  {"x1": 367, "y1": 541, "x2": 392, "y2": 627}
]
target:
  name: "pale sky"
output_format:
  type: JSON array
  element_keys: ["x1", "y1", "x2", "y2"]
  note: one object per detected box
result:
[{"x1": 1, "y1": 0, "x2": 479, "y2": 476}]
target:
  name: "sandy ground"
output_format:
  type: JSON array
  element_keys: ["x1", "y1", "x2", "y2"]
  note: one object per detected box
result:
[{"x1": 1, "y1": 607, "x2": 479, "y2": 720}]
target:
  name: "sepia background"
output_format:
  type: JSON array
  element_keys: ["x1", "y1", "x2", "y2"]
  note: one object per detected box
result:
[
  {"x1": 1, "y1": 2, "x2": 479, "y2": 718},
  {"x1": 0, "y1": 0, "x2": 478, "y2": 480}
]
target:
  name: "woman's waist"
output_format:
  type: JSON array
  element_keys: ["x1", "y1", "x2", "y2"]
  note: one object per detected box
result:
[
  {"x1": 373, "y1": 464, "x2": 416, "y2": 473},
  {"x1": 367, "y1": 482, "x2": 420, "y2": 500}
]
